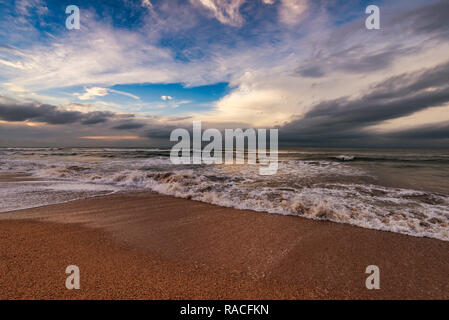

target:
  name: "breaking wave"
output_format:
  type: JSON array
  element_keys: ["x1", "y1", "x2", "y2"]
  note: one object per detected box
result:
[{"x1": 1, "y1": 152, "x2": 448, "y2": 242}]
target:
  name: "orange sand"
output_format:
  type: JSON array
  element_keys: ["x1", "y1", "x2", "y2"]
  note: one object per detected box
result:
[{"x1": 0, "y1": 191, "x2": 448, "y2": 299}]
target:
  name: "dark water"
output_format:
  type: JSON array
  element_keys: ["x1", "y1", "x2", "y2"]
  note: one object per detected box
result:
[{"x1": 279, "y1": 148, "x2": 449, "y2": 194}]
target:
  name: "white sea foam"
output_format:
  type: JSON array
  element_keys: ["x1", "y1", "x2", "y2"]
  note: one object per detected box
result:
[
  {"x1": 0, "y1": 180, "x2": 118, "y2": 213},
  {"x1": 334, "y1": 155, "x2": 355, "y2": 161},
  {"x1": 102, "y1": 148, "x2": 172, "y2": 152}
]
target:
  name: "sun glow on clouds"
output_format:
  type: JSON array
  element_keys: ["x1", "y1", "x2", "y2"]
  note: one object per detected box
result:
[
  {"x1": 0, "y1": 119, "x2": 45, "y2": 127},
  {"x1": 0, "y1": 59, "x2": 26, "y2": 70},
  {"x1": 367, "y1": 103, "x2": 449, "y2": 133}
]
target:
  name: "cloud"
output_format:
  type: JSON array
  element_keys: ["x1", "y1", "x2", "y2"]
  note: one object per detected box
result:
[
  {"x1": 337, "y1": 47, "x2": 414, "y2": 74},
  {"x1": 0, "y1": 14, "x2": 182, "y2": 90},
  {"x1": 0, "y1": 96, "x2": 114, "y2": 125},
  {"x1": 80, "y1": 111, "x2": 114, "y2": 125},
  {"x1": 0, "y1": 58, "x2": 26, "y2": 70},
  {"x1": 15, "y1": 0, "x2": 48, "y2": 16},
  {"x1": 190, "y1": 0, "x2": 309, "y2": 27},
  {"x1": 190, "y1": 0, "x2": 246, "y2": 26},
  {"x1": 112, "y1": 121, "x2": 146, "y2": 130},
  {"x1": 393, "y1": 0, "x2": 449, "y2": 38},
  {"x1": 189, "y1": 0, "x2": 449, "y2": 131},
  {"x1": 163, "y1": 115, "x2": 193, "y2": 122},
  {"x1": 143, "y1": 125, "x2": 178, "y2": 139},
  {"x1": 368, "y1": 103, "x2": 449, "y2": 132},
  {"x1": 279, "y1": 60, "x2": 449, "y2": 146},
  {"x1": 384, "y1": 122, "x2": 449, "y2": 140},
  {"x1": 278, "y1": 0, "x2": 308, "y2": 26},
  {"x1": 76, "y1": 87, "x2": 109, "y2": 100},
  {"x1": 295, "y1": 65, "x2": 325, "y2": 78},
  {"x1": 108, "y1": 89, "x2": 140, "y2": 100},
  {"x1": 294, "y1": 45, "x2": 420, "y2": 79},
  {"x1": 75, "y1": 87, "x2": 140, "y2": 101},
  {"x1": 141, "y1": 0, "x2": 153, "y2": 9},
  {"x1": 161, "y1": 95, "x2": 173, "y2": 100}
]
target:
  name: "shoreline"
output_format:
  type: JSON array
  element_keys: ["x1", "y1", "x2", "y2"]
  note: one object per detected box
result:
[
  {"x1": 2, "y1": 173, "x2": 447, "y2": 242},
  {"x1": 1, "y1": 191, "x2": 448, "y2": 299}
]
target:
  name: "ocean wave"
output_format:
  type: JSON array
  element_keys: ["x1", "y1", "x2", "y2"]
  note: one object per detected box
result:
[
  {"x1": 102, "y1": 148, "x2": 172, "y2": 152},
  {"x1": 333, "y1": 155, "x2": 355, "y2": 161},
  {"x1": 1, "y1": 155, "x2": 448, "y2": 241}
]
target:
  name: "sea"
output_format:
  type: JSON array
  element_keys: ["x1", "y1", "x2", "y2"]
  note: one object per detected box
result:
[{"x1": 0, "y1": 147, "x2": 448, "y2": 241}]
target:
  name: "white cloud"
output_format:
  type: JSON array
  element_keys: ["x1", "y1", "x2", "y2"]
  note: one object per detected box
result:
[
  {"x1": 15, "y1": 0, "x2": 48, "y2": 16},
  {"x1": 141, "y1": 0, "x2": 153, "y2": 9},
  {"x1": 279, "y1": 0, "x2": 308, "y2": 26},
  {"x1": 190, "y1": 0, "x2": 246, "y2": 26},
  {"x1": 0, "y1": 59, "x2": 26, "y2": 70},
  {"x1": 161, "y1": 95, "x2": 173, "y2": 101},
  {"x1": 0, "y1": 14, "x2": 183, "y2": 90},
  {"x1": 76, "y1": 87, "x2": 109, "y2": 100},
  {"x1": 76, "y1": 87, "x2": 139, "y2": 101},
  {"x1": 109, "y1": 89, "x2": 140, "y2": 100},
  {"x1": 171, "y1": 100, "x2": 191, "y2": 108}
]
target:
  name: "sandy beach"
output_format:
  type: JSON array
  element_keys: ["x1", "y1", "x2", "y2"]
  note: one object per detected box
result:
[
  {"x1": 1, "y1": 0, "x2": 449, "y2": 303},
  {"x1": 0, "y1": 183, "x2": 448, "y2": 300}
]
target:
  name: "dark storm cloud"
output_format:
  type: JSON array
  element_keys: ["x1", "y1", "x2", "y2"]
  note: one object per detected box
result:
[
  {"x1": 81, "y1": 111, "x2": 114, "y2": 125},
  {"x1": 370, "y1": 61, "x2": 449, "y2": 98},
  {"x1": 0, "y1": 97, "x2": 114, "y2": 125},
  {"x1": 112, "y1": 121, "x2": 146, "y2": 130},
  {"x1": 280, "y1": 60, "x2": 449, "y2": 146},
  {"x1": 143, "y1": 125, "x2": 180, "y2": 139}
]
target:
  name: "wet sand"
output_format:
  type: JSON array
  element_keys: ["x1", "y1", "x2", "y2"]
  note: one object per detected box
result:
[
  {"x1": 0, "y1": 173, "x2": 37, "y2": 182},
  {"x1": 0, "y1": 191, "x2": 448, "y2": 299}
]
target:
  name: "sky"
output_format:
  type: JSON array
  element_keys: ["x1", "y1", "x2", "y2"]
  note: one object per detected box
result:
[{"x1": 0, "y1": 0, "x2": 448, "y2": 147}]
